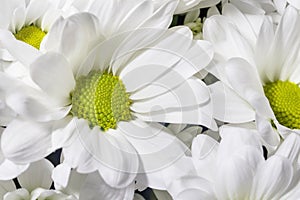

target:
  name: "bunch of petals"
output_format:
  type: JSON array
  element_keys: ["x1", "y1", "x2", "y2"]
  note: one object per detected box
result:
[
  {"x1": 1, "y1": 159, "x2": 85, "y2": 199},
  {"x1": 1, "y1": 158, "x2": 131, "y2": 200},
  {"x1": 204, "y1": 4, "x2": 300, "y2": 151},
  {"x1": 0, "y1": 5, "x2": 216, "y2": 200},
  {"x1": 166, "y1": 125, "x2": 300, "y2": 200}
]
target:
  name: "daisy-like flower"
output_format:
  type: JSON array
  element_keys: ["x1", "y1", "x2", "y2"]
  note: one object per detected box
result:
[
  {"x1": 203, "y1": 4, "x2": 300, "y2": 150},
  {"x1": 0, "y1": 10, "x2": 216, "y2": 194},
  {"x1": 166, "y1": 125, "x2": 300, "y2": 200},
  {"x1": 0, "y1": 0, "x2": 76, "y2": 57},
  {"x1": 152, "y1": 0, "x2": 220, "y2": 14}
]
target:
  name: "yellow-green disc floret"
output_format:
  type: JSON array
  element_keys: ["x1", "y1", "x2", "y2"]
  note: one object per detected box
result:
[
  {"x1": 71, "y1": 71, "x2": 132, "y2": 131},
  {"x1": 14, "y1": 25, "x2": 46, "y2": 49},
  {"x1": 264, "y1": 81, "x2": 300, "y2": 129}
]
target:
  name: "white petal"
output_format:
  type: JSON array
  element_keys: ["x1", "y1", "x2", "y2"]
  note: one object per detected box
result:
[
  {"x1": 116, "y1": 1, "x2": 153, "y2": 32},
  {"x1": 3, "y1": 188, "x2": 29, "y2": 200},
  {"x1": 225, "y1": 58, "x2": 274, "y2": 118},
  {"x1": 6, "y1": 87, "x2": 71, "y2": 122},
  {"x1": 134, "y1": 102, "x2": 217, "y2": 131},
  {"x1": 0, "y1": 0, "x2": 24, "y2": 29},
  {"x1": 119, "y1": 120, "x2": 189, "y2": 174},
  {"x1": 0, "y1": 180, "x2": 15, "y2": 197},
  {"x1": 11, "y1": 6, "x2": 26, "y2": 32},
  {"x1": 0, "y1": 30, "x2": 40, "y2": 66},
  {"x1": 209, "y1": 81, "x2": 255, "y2": 123},
  {"x1": 128, "y1": 39, "x2": 213, "y2": 99},
  {"x1": 0, "y1": 159, "x2": 29, "y2": 180},
  {"x1": 1, "y1": 118, "x2": 53, "y2": 164},
  {"x1": 203, "y1": 16, "x2": 254, "y2": 65},
  {"x1": 275, "y1": 132, "x2": 300, "y2": 164},
  {"x1": 43, "y1": 13, "x2": 101, "y2": 72},
  {"x1": 168, "y1": 176, "x2": 215, "y2": 200},
  {"x1": 62, "y1": 121, "x2": 139, "y2": 188},
  {"x1": 184, "y1": 9, "x2": 200, "y2": 24},
  {"x1": 18, "y1": 159, "x2": 53, "y2": 192},
  {"x1": 255, "y1": 17, "x2": 275, "y2": 83},
  {"x1": 287, "y1": 0, "x2": 300, "y2": 9},
  {"x1": 79, "y1": 172, "x2": 135, "y2": 200},
  {"x1": 266, "y1": 6, "x2": 300, "y2": 82},
  {"x1": 52, "y1": 163, "x2": 71, "y2": 188},
  {"x1": 90, "y1": 129, "x2": 139, "y2": 188},
  {"x1": 218, "y1": 125, "x2": 263, "y2": 158},
  {"x1": 250, "y1": 156, "x2": 293, "y2": 199},
  {"x1": 191, "y1": 135, "x2": 218, "y2": 182},
  {"x1": 51, "y1": 117, "x2": 81, "y2": 150},
  {"x1": 222, "y1": 4, "x2": 258, "y2": 44},
  {"x1": 139, "y1": 0, "x2": 177, "y2": 29},
  {"x1": 256, "y1": 114, "x2": 280, "y2": 151},
  {"x1": 30, "y1": 52, "x2": 75, "y2": 104},
  {"x1": 131, "y1": 78, "x2": 209, "y2": 113},
  {"x1": 25, "y1": 0, "x2": 49, "y2": 25},
  {"x1": 60, "y1": 170, "x2": 86, "y2": 198}
]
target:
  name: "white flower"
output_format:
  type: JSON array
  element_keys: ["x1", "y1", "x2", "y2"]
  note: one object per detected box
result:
[
  {"x1": 152, "y1": 0, "x2": 220, "y2": 14},
  {"x1": 0, "y1": 9, "x2": 216, "y2": 193},
  {"x1": 204, "y1": 4, "x2": 300, "y2": 150},
  {"x1": 166, "y1": 125, "x2": 300, "y2": 200},
  {"x1": 0, "y1": 0, "x2": 77, "y2": 58}
]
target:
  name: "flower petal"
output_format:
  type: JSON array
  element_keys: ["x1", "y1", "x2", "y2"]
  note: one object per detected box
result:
[
  {"x1": 250, "y1": 156, "x2": 293, "y2": 200},
  {"x1": 18, "y1": 159, "x2": 54, "y2": 192},
  {"x1": 1, "y1": 118, "x2": 53, "y2": 164},
  {"x1": 209, "y1": 81, "x2": 255, "y2": 123},
  {"x1": 0, "y1": 180, "x2": 15, "y2": 197},
  {"x1": 30, "y1": 52, "x2": 75, "y2": 105},
  {"x1": 0, "y1": 159, "x2": 29, "y2": 180},
  {"x1": 118, "y1": 120, "x2": 190, "y2": 187},
  {"x1": 0, "y1": 30, "x2": 40, "y2": 66},
  {"x1": 131, "y1": 78, "x2": 209, "y2": 113},
  {"x1": 79, "y1": 172, "x2": 135, "y2": 200}
]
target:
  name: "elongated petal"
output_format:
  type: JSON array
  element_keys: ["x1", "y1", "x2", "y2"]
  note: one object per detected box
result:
[
  {"x1": 209, "y1": 81, "x2": 255, "y2": 123},
  {"x1": 250, "y1": 156, "x2": 293, "y2": 199},
  {"x1": 1, "y1": 118, "x2": 53, "y2": 164}
]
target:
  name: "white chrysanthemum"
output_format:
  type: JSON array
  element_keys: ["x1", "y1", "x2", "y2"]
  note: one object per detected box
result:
[
  {"x1": 204, "y1": 5, "x2": 300, "y2": 150},
  {"x1": 152, "y1": 0, "x2": 220, "y2": 14},
  {"x1": 0, "y1": 159, "x2": 79, "y2": 199},
  {"x1": 166, "y1": 125, "x2": 300, "y2": 200},
  {"x1": 0, "y1": 10, "x2": 216, "y2": 192},
  {"x1": 0, "y1": 0, "x2": 76, "y2": 58}
]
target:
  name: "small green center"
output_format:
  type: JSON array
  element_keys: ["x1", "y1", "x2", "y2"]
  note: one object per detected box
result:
[
  {"x1": 264, "y1": 81, "x2": 300, "y2": 129},
  {"x1": 71, "y1": 71, "x2": 132, "y2": 131},
  {"x1": 14, "y1": 25, "x2": 46, "y2": 49},
  {"x1": 185, "y1": 18, "x2": 204, "y2": 40}
]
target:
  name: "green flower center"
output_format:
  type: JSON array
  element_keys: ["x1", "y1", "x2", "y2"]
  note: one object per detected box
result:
[
  {"x1": 185, "y1": 18, "x2": 204, "y2": 40},
  {"x1": 264, "y1": 81, "x2": 300, "y2": 129},
  {"x1": 70, "y1": 71, "x2": 132, "y2": 131},
  {"x1": 14, "y1": 25, "x2": 46, "y2": 49}
]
